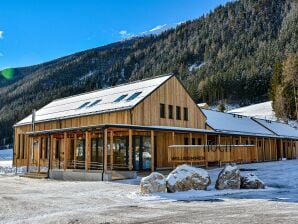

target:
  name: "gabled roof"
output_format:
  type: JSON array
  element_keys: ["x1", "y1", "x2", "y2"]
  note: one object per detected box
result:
[
  {"x1": 16, "y1": 75, "x2": 172, "y2": 126},
  {"x1": 202, "y1": 109, "x2": 275, "y2": 137},
  {"x1": 253, "y1": 118, "x2": 298, "y2": 138}
]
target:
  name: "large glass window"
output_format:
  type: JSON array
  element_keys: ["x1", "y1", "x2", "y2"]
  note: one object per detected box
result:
[{"x1": 113, "y1": 137, "x2": 128, "y2": 169}]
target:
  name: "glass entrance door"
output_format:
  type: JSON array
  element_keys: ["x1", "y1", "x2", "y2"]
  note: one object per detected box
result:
[{"x1": 133, "y1": 136, "x2": 152, "y2": 171}]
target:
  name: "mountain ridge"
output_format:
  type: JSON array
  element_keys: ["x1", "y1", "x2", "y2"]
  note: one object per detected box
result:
[{"x1": 0, "y1": 0, "x2": 297, "y2": 144}]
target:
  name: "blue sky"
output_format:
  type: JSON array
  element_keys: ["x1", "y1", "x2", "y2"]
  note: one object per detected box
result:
[{"x1": 0, "y1": 0, "x2": 230, "y2": 70}]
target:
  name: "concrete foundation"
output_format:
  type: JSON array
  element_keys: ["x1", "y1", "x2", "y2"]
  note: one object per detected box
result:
[{"x1": 49, "y1": 169, "x2": 137, "y2": 181}]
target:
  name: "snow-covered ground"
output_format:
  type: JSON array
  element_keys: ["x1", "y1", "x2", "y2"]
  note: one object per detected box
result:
[
  {"x1": 1, "y1": 160, "x2": 298, "y2": 223},
  {"x1": 0, "y1": 149, "x2": 12, "y2": 168}
]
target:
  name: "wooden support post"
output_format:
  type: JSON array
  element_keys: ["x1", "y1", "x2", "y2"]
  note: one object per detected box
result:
[
  {"x1": 110, "y1": 130, "x2": 113, "y2": 171},
  {"x1": 26, "y1": 136, "x2": 30, "y2": 172},
  {"x1": 151, "y1": 130, "x2": 155, "y2": 172},
  {"x1": 52, "y1": 137, "x2": 56, "y2": 168},
  {"x1": 172, "y1": 132, "x2": 175, "y2": 145},
  {"x1": 292, "y1": 140, "x2": 294, "y2": 159},
  {"x1": 38, "y1": 136, "x2": 41, "y2": 173},
  {"x1": 269, "y1": 138, "x2": 272, "y2": 161},
  {"x1": 255, "y1": 137, "x2": 258, "y2": 162},
  {"x1": 204, "y1": 134, "x2": 208, "y2": 167},
  {"x1": 189, "y1": 133, "x2": 192, "y2": 145},
  {"x1": 50, "y1": 135, "x2": 54, "y2": 170},
  {"x1": 218, "y1": 135, "x2": 221, "y2": 167},
  {"x1": 280, "y1": 139, "x2": 283, "y2": 159},
  {"x1": 274, "y1": 138, "x2": 277, "y2": 160},
  {"x1": 262, "y1": 138, "x2": 265, "y2": 161},
  {"x1": 73, "y1": 134, "x2": 77, "y2": 168},
  {"x1": 104, "y1": 128, "x2": 108, "y2": 172},
  {"x1": 42, "y1": 138, "x2": 46, "y2": 160},
  {"x1": 85, "y1": 131, "x2": 90, "y2": 171},
  {"x1": 128, "y1": 129, "x2": 133, "y2": 171},
  {"x1": 63, "y1": 132, "x2": 67, "y2": 171}
]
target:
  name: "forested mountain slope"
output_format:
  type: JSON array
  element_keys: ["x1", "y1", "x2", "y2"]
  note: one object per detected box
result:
[{"x1": 0, "y1": 0, "x2": 297, "y2": 144}]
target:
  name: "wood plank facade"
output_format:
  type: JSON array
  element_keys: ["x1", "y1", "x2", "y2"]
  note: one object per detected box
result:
[{"x1": 13, "y1": 75, "x2": 298, "y2": 178}]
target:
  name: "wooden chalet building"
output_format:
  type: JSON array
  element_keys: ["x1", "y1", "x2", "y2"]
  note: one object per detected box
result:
[{"x1": 13, "y1": 74, "x2": 298, "y2": 180}]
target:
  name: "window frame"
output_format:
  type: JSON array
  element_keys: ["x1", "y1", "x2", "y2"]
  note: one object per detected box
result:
[
  {"x1": 183, "y1": 107, "x2": 188, "y2": 121},
  {"x1": 160, "y1": 103, "x2": 165, "y2": 118},
  {"x1": 176, "y1": 106, "x2": 181, "y2": 120},
  {"x1": 168, "y1": 105, "x2": 173, "y2": 119}
]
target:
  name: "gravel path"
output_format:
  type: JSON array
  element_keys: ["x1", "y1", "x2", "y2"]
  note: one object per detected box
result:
[{"x1": 1, "y1": 175, "x2": 298, "y2": 224}]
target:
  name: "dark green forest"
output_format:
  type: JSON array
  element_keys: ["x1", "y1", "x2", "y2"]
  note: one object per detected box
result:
[{"x1": 0, "y1": 0, "x2": 297, "y2": 145}]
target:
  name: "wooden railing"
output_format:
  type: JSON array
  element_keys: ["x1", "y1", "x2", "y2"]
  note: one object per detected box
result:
[{"x1": 168, "y1": 145, "x2": 257, "y2": 167}]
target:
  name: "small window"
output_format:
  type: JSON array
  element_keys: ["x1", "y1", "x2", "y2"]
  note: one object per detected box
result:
[
  {"x1": 126, "y1": 91, "x2": 142, "y2": 101},
  {"x1": 184, "y1": 137, "x2": 189, "y2": 145},
  {"x1": 168, "y1": 105, "x2": 173, "y2": 119},
  {"x1": 251, "y1": 140, "x2": 255, "y2": 145},
  {"x1": 114, "y1": 94, "x2": 128, "y2": 103},
  {"x1": 176, "y1": 106, "x2": 181, "y2": 120},
  {"x1": 88, "y1": 99, "x2": 102, "y2": 107},
  {"x1": 192, "y1": 138, "x2": 196, "y2": 145},
  {"x1": 198, "y1": 138, "x2": 202, "y2": 145},
  {"x1": 77, "y1": 102, "x2": 90, "y2": 109},
  {"x1": 235, "y1": 140, "x2": 239, "y2": 145},
  {"x1": 160, "y1": 103, "x2": 165, "y2": 118},
  {"x1": 258, "y1": 141, "x2": 262, "y2": 147},
  {"x1": 183, "y1": 107, "x2": 188, "y2": 121},
  {"x1": 246, "y1": 140, "x2": 249, "y2": 145}
]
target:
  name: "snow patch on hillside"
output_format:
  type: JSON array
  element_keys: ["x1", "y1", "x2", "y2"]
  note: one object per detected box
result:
[
  {"x1": 188, "y1": 62, "x2": 205, "y2": 72},
  {"x1": 228, "y1": 101, "x2": 276, "y2": 120},
  {"x1": 140, "y1": 22, "x2": 182, "y2": 36}
]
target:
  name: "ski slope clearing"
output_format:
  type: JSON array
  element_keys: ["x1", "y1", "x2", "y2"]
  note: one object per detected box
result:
[
  {"x1": 1, "y1": 160, "x2": 298, "y2": 223},
  {"x1": 228, "y1": 101, "x2": 276, "y2": 120}
]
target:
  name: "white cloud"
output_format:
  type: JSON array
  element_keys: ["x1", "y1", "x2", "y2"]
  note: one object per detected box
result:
[
  {"x1": 0, "y1": 31, "x2": 3, "y2": 39},
  {"x1": 0, "y1": 52, "x2": 3, "y2": 57},
  {"x1": 119, "y1": 30, "x2": 134, "y2": 39}
]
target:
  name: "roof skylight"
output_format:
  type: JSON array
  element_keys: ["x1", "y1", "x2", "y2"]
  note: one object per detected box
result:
[
  {"x1": 114, "y1": 94, "x2": 128, "y2": 103},
  {"x1": 77, "y1": 102, "x2": 90, "y2": 109},
  {"x1": 126, "y1": 91, "x2": 142, "y2": 101},
  {"x1": 88, "y1": 99, "x2": 102, "y2": 107}
]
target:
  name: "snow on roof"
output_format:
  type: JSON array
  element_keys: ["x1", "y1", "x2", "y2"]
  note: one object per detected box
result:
[
  {"x1": 228, "y1": 101, "x2": 276, "y2": 121},
  {"x1": 202, "y1": 109, "x2": 274, "y2": 136},
  {"x1": 16, "y1": 75, "x2": 172, "y2": 126},
  {"x1": 253, "y1": 118, "x2": 298, "y2": 138}
]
